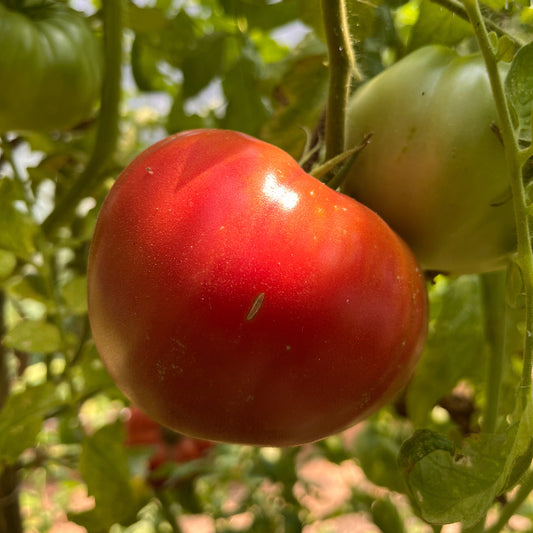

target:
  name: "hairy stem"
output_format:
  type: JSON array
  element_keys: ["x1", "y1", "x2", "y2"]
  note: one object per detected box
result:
[
  {"x1": 463, "y1": 0, "x2": 533, "y2": 411},
  {"x1": 42, "y1": 0, "x2": 124, "y2": 236},
  {"x1": 484, "y1": 469, "x2": 533, "y2": 533},
  {"x1": 321, "y1": 0, "x2": 360, "y2": 160}
]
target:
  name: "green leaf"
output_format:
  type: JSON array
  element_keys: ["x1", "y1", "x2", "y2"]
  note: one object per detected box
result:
[
  {"x1": 166, "y1": 91, "x2": 212, "y2": 134},
  {"x1": 399, "y1": 403, "x2": 533, "y2": 528},
  {"x1": 505, "y1": 41, "x2": 533, "y2": 141},
  {"x1": 371, "y1": 497, "x2": 407, "y2": 533},
  {"x1": 297, "y1": 0, "x2": 323, "y2": 40},
  {"x1": 5, "y1": 320, "x2": 62, "y2": 353},
  {"x1": 222, "y1": 45, "x2": 270, "y2": 135},
  {"x1": 181, "y1": 32, "x2": 228, "y2": 98},
  {"x1": 61, "y1": 275, "x2": 88, "y2": 314},
  {"x1": 408, "y1": 0, "x2": 472, "y2": 51},
  {"x1": 131, "y1": 35, "x2": 170, "y2": 92},
  {"x1": 126, "y1": 4, "x2": 169, "y2": 33},
  {"x1": 0, "y1": 249, "x2": 17, "y2": 280},
  {"x1": 405, "y1": 276, "x2": 487, "y2": 426},
  {"x1": 352, "y1": 416, "x2": 411, "y2": 493},
  {"x1": 71, "y1": 423, "x2": 137, "y2": 530},
  {"x1": 219, "y1": 0, "x2": 298, "y2": 31},
  {"x1": 399, "y1": 430, "x2": 505, "y2": 527},
  {"x1": 0, "y1": 178, "x2": 36, "y2": 259},
  {"x1": 261, "y1": 34, "x2": 328, "y2": 158},
  {"x1": 0, "y1": 382, "x2": 61, "y2": 463}
]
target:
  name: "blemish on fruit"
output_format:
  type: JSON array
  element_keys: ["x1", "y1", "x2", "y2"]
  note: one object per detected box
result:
[
  {"x1": 246, "y1": 292, "x2": 265, "y2": 321},
  {"x1": 146, "y1": 167, "x2": 154, "y2": 175}
]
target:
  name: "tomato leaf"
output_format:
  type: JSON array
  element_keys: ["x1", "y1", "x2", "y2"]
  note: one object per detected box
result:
[
  {"x1": 5, "y1": 320, "x2": 62, "y2": 353},
  {"x1": 0, "y1": 178, "x2": 36, "y2": 259},
  {"x1": 221, "y1": 44, "x2": 270, "y2": 135},
  {"x1": 399, "y1": 430, "x2": 502, "y2": 527},
  {"x1": 70, "y1": 423, "x2": 138, "y2": 530},
  {"x1": 399, "y1": 398, "x2": 533, "y2": 527},
  {"x1": 61, "y1": 275, "x2": 88, "y2": 315},
  {"x1": 505, "y1": 41, "x2": 533, "y2": 141},
  {"x1": 219, "y1": 0, "x2": 299, "y2": 31},
  {"x1": 181, "y1": 32, "x2": 228, "y2": 98},
  {"x1": 0, "y1": 249, "x2": 16, "y2": 280},
  {"x1": 405, "y1": 276, "x2": 487, "y2": 426},
  {"x1": 0, "y1": 382, "x2": 61, "y2": 463},
  {"x1": 407, "y1": 0, "x2": 472, "y2": 51},
  {"x1": 126, "y1": 4, "x2": 169, "y2": 33},
  {"x1": 261, "y1": 34, "x2": 328, "y2": 158}
]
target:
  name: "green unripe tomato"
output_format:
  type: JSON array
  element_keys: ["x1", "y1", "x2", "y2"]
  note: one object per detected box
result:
[
  {"x1": 0, "y1": 1, "x2": 102, "y2": 132},
  {"x1": 344, "y1": 45, "x2": 516, "y2": 275}
]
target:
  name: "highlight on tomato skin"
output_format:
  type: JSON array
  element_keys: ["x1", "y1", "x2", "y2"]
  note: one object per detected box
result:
[{"x1": 87, "y1": 128, "x2": 429, "y2": 447}]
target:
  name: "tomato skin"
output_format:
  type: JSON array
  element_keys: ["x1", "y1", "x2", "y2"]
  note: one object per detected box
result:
[
  {"x1": 344, "y1": 45, "x2": 516, "y2": 275},
  {"x1": 87, "y1": 129, "x2": 428, "y2": 447},
  {"x1": 0, "y1": 2, "x2": 102, "y2": 132}
]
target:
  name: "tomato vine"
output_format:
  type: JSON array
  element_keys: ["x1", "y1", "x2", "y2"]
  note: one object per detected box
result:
[{"x1": 42, "y1": 0, "x2": 124, "y2": 236}]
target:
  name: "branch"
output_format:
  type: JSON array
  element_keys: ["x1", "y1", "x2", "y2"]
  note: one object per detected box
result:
[
  {"x1": 321, "y1": 0, "x2": 360, "y2": 160},
  {"x1": 42, "y1": 0, "x2": 124, "y2": 236}
]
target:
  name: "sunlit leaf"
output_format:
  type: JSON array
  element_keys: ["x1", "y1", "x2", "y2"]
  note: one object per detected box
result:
[
  {"x1": 70, "y1": 423, "x2": 137, "y2": 529},
  {"x1": 408, "y1": 0, "x2": 472, "y2": 51},
  {"x1": 505, "y1": 41, "x2": 533, "y2": 141},
  {"x1": 0, "y1": 383, "x2": 61, "y2": 463},
  {"x1": 5, "y1": 320, "x2": 62, "y2": 353},
  {"x1": 0, "y1": 178, "x2": 36, "y2": 259},
  {"x1": 406, "y1": 276, "x2": 488, "y2": 426}
]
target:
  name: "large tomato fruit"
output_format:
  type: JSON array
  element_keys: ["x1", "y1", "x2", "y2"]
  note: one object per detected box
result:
[
  {"x1": 343, "y1": 45, "x2": 516, "y2": 275},
  {"x1": 0, "y1": 1, "x2": 102, "y2": 132},
  {"x1": 87, "y1": 129, "x2": 428, "y2": 447}
]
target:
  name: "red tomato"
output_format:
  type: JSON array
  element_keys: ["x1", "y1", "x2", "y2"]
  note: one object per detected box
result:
[
  {"x1": 87, "y1": 129, "x2": 428, "y2": 446},
  {"x1": 124, "y1": 407, "x2": 162, "y2": 447}
]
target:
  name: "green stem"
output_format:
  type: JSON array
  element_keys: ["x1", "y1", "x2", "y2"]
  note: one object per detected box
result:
[
  {"x1": 0, "y1": 292, "x2": 22, "y2": 533},
  {"x1": 480, "y1": 271, "x2": 506, "y2": 433},
  {"x1": 158, "y1": 492, "x2": 183, "y2": 533},
  {"x1": 430, "y1": 0, "x2": 526, "y2": 47},
  {"x1": 0, "y1": 136, "x2": 33, "y2": 209},
  {"x1": 484, "y1": 469, "x2": 533, "y2": 533},
  {"x1": 320, "y1": 0, "x2": 360, "y2": 160},
  {"x1": 0, "y1": 465, "x2": 22, "y2": 533},
  {"x1": 42, "y1": 0, "x2": 124, "y2": 236},
  {"x1": 0, "y1": 291, "x2": 7, "y2": 413},
  {"x1": 463, "y1": 0, "x2": 533, "y2": 411}
]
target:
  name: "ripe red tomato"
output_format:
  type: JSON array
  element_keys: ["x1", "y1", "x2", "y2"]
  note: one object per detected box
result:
[
  {"x1": 87, "y1": 129, "x2": 428, "y2": 447},
  {"x1": 124, "y1": 407, "x2": 163, "y2": 447}
]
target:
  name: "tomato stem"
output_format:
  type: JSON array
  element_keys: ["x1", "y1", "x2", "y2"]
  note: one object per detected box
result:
[
  {"x1": 484, "y1": 468, "x2": 533, "y2": 533},
  {"x1": 0, "y1": 291, "x2": 22, "y2": 533},
  {"x1": 480, "y1": 271, "x2": 506, "y2": 434},
  {"x1": 42, "y1": 0, "x2": 124, "y2": 236},
  {"x1": 320, "y1": 0, "x2": 360, "y2": 160},
  {"x1": 463, "y1": 0, "x2": 533, "y2": 411}
]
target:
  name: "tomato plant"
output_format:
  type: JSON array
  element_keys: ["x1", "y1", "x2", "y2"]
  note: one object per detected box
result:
[
  {"x1": 0, "y1": 0, "x2": 102, "y2": 133},
  {"x1": 343, "y1": 44, "x2": 516, "y2": 275},
  {"x1": 3, "y1": 0, "x2": 533, "y2": 531},
  {"x1": 87, "y1": 129, "x2": 428, "y2": 447}
]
